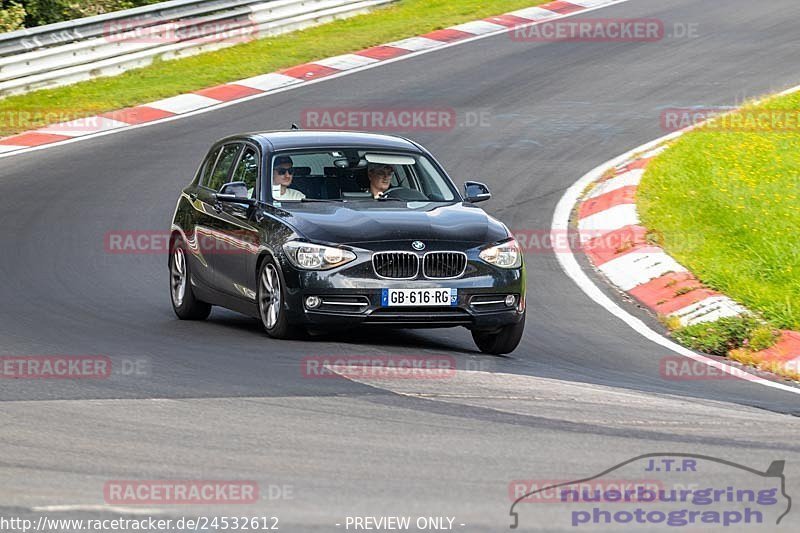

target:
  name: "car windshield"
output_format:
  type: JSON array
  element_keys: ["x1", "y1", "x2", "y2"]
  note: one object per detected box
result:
[{"x1": 267, "y1": 149, "x2": 458, "y2": 202}]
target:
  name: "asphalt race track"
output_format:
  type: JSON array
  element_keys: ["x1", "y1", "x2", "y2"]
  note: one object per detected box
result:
[{"x1": 1, "y1": 0, "x2": 799, "y2": 530}]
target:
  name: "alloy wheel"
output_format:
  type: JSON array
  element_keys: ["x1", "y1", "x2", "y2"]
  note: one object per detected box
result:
[
  {"x1": 259, "y1": 264, "x2": 281, "y2": 329},
  {"x1": 171, "y1": 247, "x2": 187, "y2": 307}
]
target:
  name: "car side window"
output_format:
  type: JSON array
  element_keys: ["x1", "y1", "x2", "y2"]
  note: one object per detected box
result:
[
  {"x1": 232, "y1": 146, "x2": 259, "y2": 198},
  {"x1": 198, "y1": 146, "x2": 221, "y2": 187},
  {"x1": 206, "y1": 143, "x2": 242, "y2": 192}
]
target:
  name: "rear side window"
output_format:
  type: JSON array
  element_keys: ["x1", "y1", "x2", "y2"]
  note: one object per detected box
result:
[
  {"x1": 198, "y1": 146, "x2": 221, "y2": 186},
  {"x1": 206, "y1": 143, "x2": 242, "y2": 192},
  {"x1": 231, "y1": 146, "x2": 259, "y2": 197}
]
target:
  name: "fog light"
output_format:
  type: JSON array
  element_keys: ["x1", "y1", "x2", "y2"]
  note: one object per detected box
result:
[
  {"x1": 306, "y1": 296, "x2": 322, "y2": 309},
  {"x1": 504, "y1": 295, "x2": 516, "y2": 307}
]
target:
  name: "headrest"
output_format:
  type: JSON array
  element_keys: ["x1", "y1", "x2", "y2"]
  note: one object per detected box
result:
[{"x1": 292, "y1": 166, "x2": 311, "y2": 177}]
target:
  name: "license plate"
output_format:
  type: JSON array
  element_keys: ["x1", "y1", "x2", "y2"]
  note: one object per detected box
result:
[{"x1": 381, "y1": 288, "x2": 457, "y2": 307}]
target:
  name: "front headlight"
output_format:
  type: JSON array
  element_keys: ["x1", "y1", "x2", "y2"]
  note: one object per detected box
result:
[
  {"x1": 283, "y1": 241, "x2": 356, "y2": 270},
  {"x1": 479, "y1": 238, "x2": 522, "y2": 269}
]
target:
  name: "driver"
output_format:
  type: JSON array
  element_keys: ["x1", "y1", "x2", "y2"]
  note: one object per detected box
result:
[
  {"x1": 367, "y1": 163, "x2": 395, "y2": 198},
  {"x1": 272, "y1": 156, "x2": 305, "y2": 201}
]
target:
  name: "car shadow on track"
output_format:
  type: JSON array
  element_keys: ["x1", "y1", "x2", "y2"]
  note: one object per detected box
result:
[{"x1": 207, "y1": 310, "x2": 484, "y2": 356}]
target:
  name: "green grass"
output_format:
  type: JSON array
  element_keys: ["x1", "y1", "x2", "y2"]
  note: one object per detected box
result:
[
  {"x1": 638, "y1": 91, "x2": 800, "y2": 331},
  {"x1": 672, "y1": 316, "x2": 778, "y2": 356},
  {"x1": 0, "y1": 0, "x2": 547, "y2": 137}
]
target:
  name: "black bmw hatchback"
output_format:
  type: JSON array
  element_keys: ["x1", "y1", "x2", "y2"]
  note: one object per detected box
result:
[{"x1": 169, "y1": 131, "x2": 526, "y2": 354}]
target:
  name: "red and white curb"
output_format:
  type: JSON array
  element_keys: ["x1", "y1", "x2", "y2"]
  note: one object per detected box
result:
[
  {"x1": 0, "y1": 0, "x2": 621, "y2": 156},
  {"x1": 576, "y1": 142, "x2": 800, "y2": 378}
]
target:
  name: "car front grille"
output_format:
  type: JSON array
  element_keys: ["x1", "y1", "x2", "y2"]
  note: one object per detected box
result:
[
  {"x1": 372, "y1": 252, "x2": 419, "y2": 279},
  {"x1": 423, "y1": 252, "x2": 467, "y2": 279}
]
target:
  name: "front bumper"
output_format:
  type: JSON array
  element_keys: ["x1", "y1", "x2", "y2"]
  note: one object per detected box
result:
[{"x1": 279, "y1": 246, "x2": 526, "y2": 330}]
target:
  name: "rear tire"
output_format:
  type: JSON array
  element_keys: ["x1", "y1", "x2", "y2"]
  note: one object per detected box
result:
[
  {"x1": 257, "y1": 257, "x2": 303, "y2": 339},
  {"x1": 170, "y1": 238, "x2": 212, "y2": 320},
  {"x1": 471, "y1": 312, "x2": 526, "y2": 355}
]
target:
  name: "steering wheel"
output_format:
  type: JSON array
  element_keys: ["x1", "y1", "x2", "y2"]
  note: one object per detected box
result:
[
  {"x1": 379, "y1": 187, "x2": 404, "y2": 198},
  {"x1": 381, "y1": 187, "x2": 429, "y2": 201}
]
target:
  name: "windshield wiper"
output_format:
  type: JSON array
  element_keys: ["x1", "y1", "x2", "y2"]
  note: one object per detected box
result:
[{"x1": 299, "y1": 198, "x2": 343, "y2": 203}]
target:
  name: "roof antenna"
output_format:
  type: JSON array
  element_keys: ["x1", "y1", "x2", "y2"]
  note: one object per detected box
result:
[{"x1": 291, "y1": 123, "x2": 301, "y2": 130}]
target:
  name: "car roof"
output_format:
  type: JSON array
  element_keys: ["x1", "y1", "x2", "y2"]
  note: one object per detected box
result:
[{"x1": 232, "y1": 130, "x2": 424, "y2": 152}]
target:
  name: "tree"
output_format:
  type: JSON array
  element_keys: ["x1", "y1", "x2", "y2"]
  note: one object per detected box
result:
[{"x1": 0, "y1": 1, "x2": 26, "y2": 32}]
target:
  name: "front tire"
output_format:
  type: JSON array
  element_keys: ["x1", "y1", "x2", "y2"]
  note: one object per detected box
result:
[
  {"x1": 170, "y1": 238, "x2": 212, "y2": 320},
  {"x1": 471, "y1": 312, "x2": 526, "y2": 355},
  {"x1": 257, "y1": 257, "x2": 302, "y2": 339}
]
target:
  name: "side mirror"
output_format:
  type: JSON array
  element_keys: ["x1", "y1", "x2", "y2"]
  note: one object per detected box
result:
[
  {"x1": 219, "y1": 181, "x2": 249, "y2": 198},
  {"x1": 216, "y1": 181, "x2": 256, "y2": 206},
  {"x1": 464, "y1": 181, "x2": 491, "y2": 203}
]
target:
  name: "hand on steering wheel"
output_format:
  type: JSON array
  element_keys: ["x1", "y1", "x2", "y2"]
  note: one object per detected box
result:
[{"x1": 378, "y1": 187, "x2": 402, "y2": 198}]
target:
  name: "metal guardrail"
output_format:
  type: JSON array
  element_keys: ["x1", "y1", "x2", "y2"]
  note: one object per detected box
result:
[{"x1": 0, "y1": 0, "x2": 395, "y2": 98}]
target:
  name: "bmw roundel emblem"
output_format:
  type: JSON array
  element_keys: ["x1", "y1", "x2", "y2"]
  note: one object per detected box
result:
[{"x1": 411, "y1": 241, "x2": 425, "y2": 251}]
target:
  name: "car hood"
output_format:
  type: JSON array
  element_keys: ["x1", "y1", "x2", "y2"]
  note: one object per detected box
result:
[{"x1": 276, "y1": 202, "x2": 510, "y2": 245}]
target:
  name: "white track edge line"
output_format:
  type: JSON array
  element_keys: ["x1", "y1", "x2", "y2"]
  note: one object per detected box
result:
[
  {"x1": 0, "y1": 0, "x2": 633, "y2": 160},
  {"x1": 552, "y1": 84, "x2": 800, "y2": 396}
]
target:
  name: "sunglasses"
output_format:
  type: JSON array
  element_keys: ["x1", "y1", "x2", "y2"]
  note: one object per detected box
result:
[
  {"x1": 371, "y1": 169, "x2": 395, "y2": 177},
  {"x1": 275, "y1": 167, "x2": 294, "y2": 175}
]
